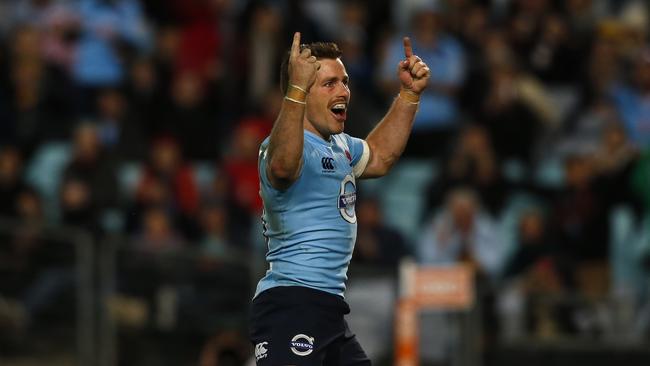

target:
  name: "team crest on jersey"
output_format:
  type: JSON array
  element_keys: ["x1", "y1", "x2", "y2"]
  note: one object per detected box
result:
[{"x1": 338, "y1": 174, "x2": 357, "y2": 223}]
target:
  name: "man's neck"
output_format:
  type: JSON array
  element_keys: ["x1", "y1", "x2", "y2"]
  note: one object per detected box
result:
[{"x1": 304, "y1": 122, "x2": 331, "y2": 141}]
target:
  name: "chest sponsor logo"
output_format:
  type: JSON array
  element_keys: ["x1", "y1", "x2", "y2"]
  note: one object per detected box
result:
[
  {"x1": 290, "y1": 334, "x2": 315, "y2": 356},
  {"x1": 339, "y1": 174, "x2": 357, "y2": 223}
]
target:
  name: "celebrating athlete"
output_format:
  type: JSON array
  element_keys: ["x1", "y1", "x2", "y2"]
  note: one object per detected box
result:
[{"x1": 249, "y1": 32, "x2": 430, "y2": 365}]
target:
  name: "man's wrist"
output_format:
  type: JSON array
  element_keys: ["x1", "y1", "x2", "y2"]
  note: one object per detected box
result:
[
  {"x1": 399, "y1": 88, "x2": 420, "y2": 105},
  {"x1": 286, "y1": 84, "x2": 307, "y2": 104}
]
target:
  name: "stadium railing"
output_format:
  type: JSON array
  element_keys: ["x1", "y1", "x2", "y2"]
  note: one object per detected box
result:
[{"x1": 0, "y1": 217, "x2": 94, "y2": 366}]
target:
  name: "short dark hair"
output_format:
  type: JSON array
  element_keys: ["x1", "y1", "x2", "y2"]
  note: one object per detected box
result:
[{"x1": 280, "y1": 42, "x2": 342, "y2": 94}]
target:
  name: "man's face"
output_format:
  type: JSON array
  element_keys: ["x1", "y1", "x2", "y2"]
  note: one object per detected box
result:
[{"x1": 304, "y1": 58, "x2": 350, "y2": 139}]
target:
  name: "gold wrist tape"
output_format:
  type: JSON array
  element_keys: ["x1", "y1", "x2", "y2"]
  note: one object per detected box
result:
[
  {"x1": 284, "y1": 96, "x2": 306, "y2": 105},
  {"x1": 399, "y1": 89, "x2": 420, "y2": 105},
  {"x1": 286, "y1": 84, "x2": 307, "y2": 103}
]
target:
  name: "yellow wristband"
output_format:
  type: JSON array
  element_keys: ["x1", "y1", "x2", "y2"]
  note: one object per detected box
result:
[
  {"x1": 284, "y1": 96, "x2": 306, "y2": 105},
  {"x1": 289, "y1": 84, "x2": 307, "y2": 94},
  {"x1": 399, "y1": 89, "x2": 420, "y2": 105},
  {"x1": 286, "y1": 84, "x2": 307, "y2": 103}
]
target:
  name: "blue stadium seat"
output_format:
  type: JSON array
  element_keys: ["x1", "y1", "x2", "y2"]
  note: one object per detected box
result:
[
  {"x1": 502, "y1": 158, "x2": 527, "y2": 184},
  {"x1": 374, "y1": 158, "x2": 438, "y2": 244},
  {"x1": 534, "y1": 156, "x2": 565, "y2": 188},
  {"x1": 117, "y1": 162, "x2": 143, "y2": 200},
  {"x1": 25, "y1": 142, "x2": 72, "y2": 221},
  {"x1": 192, "y1": 162, "x2": 216, "y2": 194},
  {"x1": 610, "y1": 206, "x2": 649, "y2": 296}
]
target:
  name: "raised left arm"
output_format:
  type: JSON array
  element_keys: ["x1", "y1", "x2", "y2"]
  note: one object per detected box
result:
[{"x1": 361, "y1": 37, "x2": 430, "y2": 178}]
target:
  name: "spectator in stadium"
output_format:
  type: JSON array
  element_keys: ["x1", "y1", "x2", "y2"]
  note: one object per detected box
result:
[
  {"x1": 158, "y1": 71, "x2": 222, "y2": 160},
  {"x1": 0, "y1": 184, "x2": 75, "y2": 335},
  {"x1": 39, "y1": 2, "x2": 80, "y2": 71},
  {"x1": 352, "y1": 195, "x2": 410, "y2": 267},
  {"x1": 5, "y1": 26, "x2": 74, "y2": 154},
  {"x1": 59, "y1": 176, "x2": 97, "y2": 232},
  {"x1": 426, "y1": 124, "x2": 507, "y2": 217},
  {"x1": 222, "y1": 120, "x2": 267, "y2": 217},
  {"x1": 132, "y1": 205, "x2": 186, "y2": 253},
  {"x1": 0, "y1": 186, "x2": 46, "y2": 299},
  {"x1": 591, "y1": 121, "x2": 640, "y2": 210},
  {"x1": 332, "y1": 2, "x2": 384, "y2": 139},
  {"x1": 197, "y1": 202, "x2": 238, "y2": 262},
  {"x1": 498, "y1": 207, "x2": 575, "y2": 339},
  {"x1": 503, "y1": 208, "x2": 570, "y2": 285},
  {"x1": 3, "y1": 0, "x2": 71, "y2": 34},
  {"x1": 124, "y1": 57, "x2": 161, "y2": 159},
  {"x1": 0, "y1": 145, "x2": 28, "y2": 217},
  {"x1": 417, "y1": 188, "x2": 505, "y2": 279},
  {"x1": 378, "y1": 2, "x2": 466, "y2": 157},
  {"x1": 519, "y1": 11, "x2": 585, "y2": 84},
  {"x1": 62, "y1": 123, "x2": 119, "y2": 222},
  {"x1": 72, "y1": 0, "x2": 151, "y2": 89},
  {"x1": 610, "y1": 47, "x2": 650, "y2": 148},
  {"x1": 241, "y1": 1, "x2": 285, "y2": 107},
  {"x1": 135, "y1": 136, "x2": 199, "y2": 237},
  {"x1": 215, "y1": 119, "x2": 267, "y2": 247},
  {"x1": 549, "y1": 153, "x2": 609, "y2": 261},
  {"x1": 170, "y1": 0, "x2": 224, "y2": 83},
  {"x1": 94, "y1": 87, "x2": 145, "y2": 160},
  {"x1": 475, "y1": 30, "x2": 558, "y2": 163}
]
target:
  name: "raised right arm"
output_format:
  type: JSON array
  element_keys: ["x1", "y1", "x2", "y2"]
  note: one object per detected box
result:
[{"x1": 265, "y1": 32, "x2": 320, "y2": 190}]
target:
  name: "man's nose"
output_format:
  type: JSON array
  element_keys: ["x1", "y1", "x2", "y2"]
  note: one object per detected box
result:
[{"x1": 337, "y1": 83, "x2": 350, "y2": 99}]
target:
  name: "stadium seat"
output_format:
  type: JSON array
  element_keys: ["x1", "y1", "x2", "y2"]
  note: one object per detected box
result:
[
  {"x1": 25, "y1": 142, "x2": 72, "y2": 221},
  {"x1": 117, "y1": 162, "x2": 143, "y2": 200},
  {"x1": 375, "y1": 158, "x2": 438, "y2": 243},
  {"x1": 502, "y1": 158, "x2": 527, "y2": 184},
  {"x1": 610, "y1": 206, "x2": 650, "y2": 297},
  {"x1": 534, "y1": 156, "x2": 565, "y2": 188},
  {"x1": 191, "y1": 162, "x2": 216, "y2": 194}
]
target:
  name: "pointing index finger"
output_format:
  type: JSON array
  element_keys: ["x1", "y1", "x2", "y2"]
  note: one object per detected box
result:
[
  {"x1": 291, "y1": 32, "x2": 301, "y2": 58},
  {"x1": 403, "y1": 36, "x2": 413, "y2": 59}
]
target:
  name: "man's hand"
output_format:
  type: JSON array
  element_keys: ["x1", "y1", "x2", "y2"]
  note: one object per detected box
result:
[
  {"x1": 288, "y1": 32, "x2": 320, "y2": 92},
  {"x1": 397, "y1": 37, "x2": 430, "y2": 94}
]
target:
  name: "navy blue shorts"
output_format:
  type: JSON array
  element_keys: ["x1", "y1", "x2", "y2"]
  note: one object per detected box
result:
[{"x1": 249, "y1": 286, "x2": 371, "y2": 366}]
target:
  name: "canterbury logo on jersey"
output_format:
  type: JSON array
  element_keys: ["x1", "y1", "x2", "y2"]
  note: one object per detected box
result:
[
  {"x1": 255, "y1": 341, "x2": 268, "y2": 360},
  {"x1": 321, "y1": 157, "x2": 335, "y2": 171}
]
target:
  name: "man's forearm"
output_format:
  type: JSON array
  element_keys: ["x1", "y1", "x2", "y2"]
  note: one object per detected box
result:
[
  {"x1": 266, "y1": 100, "x2": 305, "y2": 184},
  {"x1": 363, "y1": 91, "x2": 418, "y2": 177}
]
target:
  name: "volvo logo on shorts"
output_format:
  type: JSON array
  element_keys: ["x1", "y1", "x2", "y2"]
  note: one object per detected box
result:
[
  {"x1": 321, "y1": 157, "x2": 335, "y2": 171},
  {"x1": 338, "y1": 174, "x2": 357, "y2": 223},
  {"x1": 290, "y1": 334, "x2": 314, "y2": 356}
]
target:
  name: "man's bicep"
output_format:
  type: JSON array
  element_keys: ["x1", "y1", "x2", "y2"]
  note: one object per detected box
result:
[
  {"x1": 260, "y1": 145, "x2": 304, "y2": 190},
  {"x1": 358, "y1": 142, "x2": 389, "y2": 179}
]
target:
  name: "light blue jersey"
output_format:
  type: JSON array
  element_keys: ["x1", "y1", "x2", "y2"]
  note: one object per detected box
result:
[{"x1": 254, "y1": 130, "x2": 370, "y2": 298}]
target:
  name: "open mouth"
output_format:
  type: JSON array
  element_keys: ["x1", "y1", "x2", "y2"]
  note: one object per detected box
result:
[{"x1": 330, "y1": 103, "x2": 347, "y2": 122}]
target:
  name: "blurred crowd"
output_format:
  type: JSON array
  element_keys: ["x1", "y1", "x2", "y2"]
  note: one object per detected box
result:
[{"x1": 2, "y1": 0, "x2": 650, "y2": 364}]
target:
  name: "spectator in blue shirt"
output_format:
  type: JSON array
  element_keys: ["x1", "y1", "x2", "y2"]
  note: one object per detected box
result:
[
  {"x1": 72, "y1": 0, "x2": 151, "y2": 88},
  {"x1": 379, "y1": 3, "x2": 465, "y2": 157},
  {"x1": 610, "y1": 49, "x2": 650, "y2": 149}
]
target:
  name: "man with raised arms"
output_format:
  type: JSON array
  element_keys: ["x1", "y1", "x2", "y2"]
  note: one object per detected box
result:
[{"x1": 250, "y1": 32, "x2": 430, "y2": 365}]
